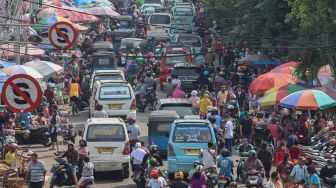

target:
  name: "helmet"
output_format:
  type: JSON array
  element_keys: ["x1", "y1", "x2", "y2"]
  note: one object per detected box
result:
[
  {"x1": 146, "y1": 71, "x2": 152, "y2": 77},
  {"x1": 85, "y1": 75, "x2": 90, "y2": 81},
  {"x1": 149, "y1": 158, "x2": 159, "y2": 167},
  {"x1": 191, "y1": 90, "x2": 198, "y2": 96},
  {"x1": 203, "y1": 70, "x2": 209, "y2": 76},
  {"x1": 193, "y1": 160, "x2": 202, "y2": 168},
  {"x1": 228, "y1": 105, "x2": 234, "y2": 109},
  {"x1": 175, "y1": 171, "x2": 184, "y2": 179},
  {"x1": 149, "y1": 144, "x2": 158, "y2": 153},
  {"x1": 135, "y1": 56, "x2": 144, "y2": 64},
  {"x1": 330, "y1": 139, "x2": 336, "y2": 146},
  {"x1": 59, "y1": 158, "x2": 68, "y2": 165},
  {"x1": 146, "y1": 52, "x2": 154, "y2": 59},
  {"x1": 248, "y1": 150, "x2": 256, "y2": 158},
  {"x1": 221, "y1": 149, "x2": 229, "y2": 157},
  {"x1": 154, "y1": 49, "x2": 161, "y2": 54},
  {"x1": 195, "y1": 165, "x2": 203, "y2": 172},
  {"x1": 150, "y1": 169, "x2": 160, "y2": 178}
]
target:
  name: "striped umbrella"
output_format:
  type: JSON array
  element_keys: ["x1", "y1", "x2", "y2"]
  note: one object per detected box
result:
[
  {"x1": 258, "y1": 85, "x2": 305, "y2": 106},
  {"x1": 279, "y1": 90, "x2": 336, "y2": 110},
  {"x1": 249, "y1": 73, "x2": 298, "y2": 94},
  {"x1": 273, "y1": 61, "x2": 299, "y2": 69},
  {"x1": 265, "y1": 84, "x2": 305, "y2": 95},
  {"x1": 270, "y1": 66, "x2": 298, "y2": 77}
]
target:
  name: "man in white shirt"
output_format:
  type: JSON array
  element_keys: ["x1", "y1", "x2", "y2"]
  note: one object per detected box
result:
[
  {"x1": 224, "y1": 115, "x2": 234, "y2": 156},
  {"x1": 200, "y1": 142, "x2": 217, "y2": 169}
]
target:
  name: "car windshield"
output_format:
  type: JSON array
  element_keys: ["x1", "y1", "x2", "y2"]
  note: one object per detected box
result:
[
  {"x1": 170, "y1": 24, "x2": 192, "y2": 34},
  {"x1": 173, "y1": 125, "x2": 212, "y2": 143},
  {"x1": 160, "y1": 105, "x2": 192, "y2": 117},
  {"x1": 171, "y1": 68, "x2": 199, "y2": 79},
  {"x1": 177, "y1": 36, "x2": 201, "y2": 47},
  {"x1": 149, "y1": 122, "x2": 172, "y2": 134},
  {"x1": 86, "y1": 124, "x2": 126, "y2": 142},
  {"x1": 93, "y1": 75, "x2": 123, "y2": 83},
  {"x1": 119, "y1": 20, "x2": 133, "y2": 29},
  {"x1": 144, "y1": 0, "x2": 161, "y2": 4},
  {"x1": 175, "y1": 7, "x2": 193, "y2": 16},
  {"x1": 150, "y1": 15, "x2": 170, "y2": 25},
  {"x1": 99, "y1": 86, "x2": 131, "y2": 100},
  {"x1": 163, "y1": 55, "x2": 187, "y2": 66},
  {"x1": 120, "y1": 39, "x2": 143, "y2": 48}
]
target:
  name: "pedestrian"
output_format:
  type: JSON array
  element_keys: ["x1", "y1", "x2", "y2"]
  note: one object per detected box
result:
[
  {"x1": 239, "y1": 113, "x2": 253, "y2": 143},
  {"x1": 320, "y1": 159, "x2": 336, "y2": 186},
  {"x1": 275, "y1": 142, "x2": 291, "y2": 167},
  {"x1": 48, "y1": 110, "x2": 59, "y2": 150},
  {"x1": 257, "y1": 142, "x2": 273, "y2": 181},
  {"x1": 289, "y1": 140, "x2": 302, "y2": 160},
  {"x1": 307, "y1": 165, "x2": 321, "y2": 188},
  {"x1": 170, "y1": 171, "x2": 188, "y2": 188},
  {"x1": 166, "y1": 77, "x2": 175, "y2": 97},
  {"x1": 290, "y1": 156, "x2": 308, "y2": 184},
  {"x1": 224, "y1": 114, "x2": 234, "y2": 155},
  {"x1": 25, "y1": 153, "x2": 46, "y2": 188},
  {"x1": 266, "y1": 172, "x2": 283, "y2": 188},
  {"x1": 277, "y1": 152, "x2": 294, "y2": 184}
]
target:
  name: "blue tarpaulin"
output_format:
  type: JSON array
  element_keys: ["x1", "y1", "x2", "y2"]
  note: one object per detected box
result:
[{"x1": 250, "y1": 60, "x2": 282, "y2": 66}]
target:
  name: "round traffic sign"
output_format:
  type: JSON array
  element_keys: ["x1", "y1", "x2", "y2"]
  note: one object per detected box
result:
[
  {"x1": 1, "y1": 74, "x2": 43, "y2": 113},
  {"x1": 48, "y1": 22, "x2": 78, "y2": 50}
]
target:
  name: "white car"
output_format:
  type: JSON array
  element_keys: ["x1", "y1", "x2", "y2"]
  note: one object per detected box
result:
[
  {"x1": 81, "y1": 118, "x2": 130, "y2": 178},
  {"x1": 147, "y1": 13, "x2": 172, "y2": 41},
  {"x1": 90, "y1": 70, "x2": 126, "y2": 91},
  {"x1": 90, "y1": 80, "x2": 136, "y2": 120}
]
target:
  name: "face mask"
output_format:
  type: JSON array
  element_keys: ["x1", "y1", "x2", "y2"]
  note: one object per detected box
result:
[{"x1": 327, "y1": 165, "x2": 332, "y2": 169}]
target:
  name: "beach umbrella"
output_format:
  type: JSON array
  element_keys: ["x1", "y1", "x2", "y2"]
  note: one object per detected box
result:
[
  {"x1": 24, "y1": 61, "x2": 63, "y2": 79},
  {"x1": 1, "y1": 65, "x2": 43, "y2": 79},
  {"x1": 33, "y1": 16, "x2": 88, "y2": 32},
  {"x1": 85, "y1": 7, "x2": 120, "y2": 17},
  {"x1": 313, "y1": 87, "x2": 336, "y2": 100},
  {"x1": 265, "y1": 84, "x2": 305, "y2": 95},
  {"x1": 270, "y1": 66, "x2": 298, "y2": 77},
  {"x1": 279, "y1": 90, "x2": 336, "y2": 110},
  {"x1": 258, "y1": 85, "x2": 305, "y2": 106},
  {"x1": 249, "y1": 73, "x2": 298, "y2": 94},
  {"x1": 273, "y1": 61, "x2": 299, "y2": 69}
]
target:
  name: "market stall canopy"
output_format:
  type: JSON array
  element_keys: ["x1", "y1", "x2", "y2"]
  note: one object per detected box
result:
[
  {"x1": 249, "y1": 73, "x2": 298, "y2": 94},
  {"x1": 1, "y1": 65, "x2": 43, "y2": 79},
  {"x1": 279, "y1": 90, "x2": 336, "y2": 110},
  {"x1": 24, "y1": 61, "x2": 63, "y2": 79},
  {"x1": 0, "y1": 44, "x2": 45, "y2": 60},
  {"x1": 33, "y1": 16, "x2": 88, "y2": 32},
  {"x1": 36, "y1": 7, "x2": 99, "y2": 23},
  {"x1": 85, "y1": 6, "x2": 120, "y2": 17},
  {"x1": 270, "y1": 66, "x2": 298, "y2": 77},
  {"x1": 317, "y1": 64, "x2": 334, "y2": 87},
  {"x1": 258, "y1": 85, "x2": 305, "y2": 107}
]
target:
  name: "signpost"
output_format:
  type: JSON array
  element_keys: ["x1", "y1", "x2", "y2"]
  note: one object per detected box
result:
[
  {"x1": 48, "y1": 22, "x2": 77, "y2": 50},
  {"x1": 1, "y1": 74, "x2": 42, "y2": 113}
]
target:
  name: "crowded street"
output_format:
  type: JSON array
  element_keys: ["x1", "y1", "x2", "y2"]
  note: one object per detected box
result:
[{"x1": 1, "y1": 0, "x2": 336, "y2": 188}]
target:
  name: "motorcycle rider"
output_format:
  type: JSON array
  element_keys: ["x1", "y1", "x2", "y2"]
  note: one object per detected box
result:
[
  {"x1": 144, "y1": 158, "x2": 165, "y2": 179},
  {"x1": 170, "y1": 171, "x2": 188, "y2": 188},
  {"x1": 92, "y1": 104, "x2": 107, "y2": 118},
  {"x1": 237, "y1": 138, "x2": 254, "y2": 156},
  {"x1": 142, "y1": 145, "x2": 163, "y2": 168},
  {"x1": 77, "y1": 157, "x2": 94, "y2": 188},
  {"x1": 126, "y1": 116, "x2": 141, "y2": 149},
  {"x1": 135, "y1": 78, "x2": 148, "y2": 102},
  {"x1": 217, "y1": 149, "x2": 234, "y2": 182},
  {"x1": 60, "y1": 144, "x2": 79, "y2": 185},
  {"x1": 147, "y1": 169, "x2": 165, "y2": 188},
  {"x1": 241, "y1": 150, "x2": 265, "y2": 183},
  {"x1": 200, "y1": 142, "x2": 217, "y2": 170},
  {"x1": 131, "y1": 142, "x2": 146, "y2": 172},
  {"x1": 190, "y1": 165, "x2": 207, "y2": 188},
  {"x1": 144, "y1": 71, "x2": 156, "y2": 91}
]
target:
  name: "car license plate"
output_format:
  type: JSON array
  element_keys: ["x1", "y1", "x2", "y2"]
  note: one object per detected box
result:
[
  {"x1": 97, "y1": 147, "x2": 114, "y2": 153},
  {"x1": 109, "y1": 104, "x2": 122, "y2": 109},
  {"x1": 184, "y1": 149, "x2": 200, "y2": 155},
  {"x1": 218, "y1": 180, "x2": 227, "y2": 183}
]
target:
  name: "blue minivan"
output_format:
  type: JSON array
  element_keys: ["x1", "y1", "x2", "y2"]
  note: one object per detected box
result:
[{"x1": 167, "y1": 118, "x2": 217, "y2": 179}]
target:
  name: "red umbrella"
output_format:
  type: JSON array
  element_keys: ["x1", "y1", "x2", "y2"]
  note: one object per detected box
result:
[
  {"x1": 249, "y1": 73, "x2": 298, "y2": 94},
  {"x1": 273, "y1": 61, "x2": 299, "y2": 69}
]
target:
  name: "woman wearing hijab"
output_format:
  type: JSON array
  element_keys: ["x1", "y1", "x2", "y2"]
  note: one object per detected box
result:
[
  {"x1": 198, "y1": 94, "x2": 213, "y2": 115},
  {"x1": 171, "y1": 85, "x2": 186, "y2": 98}
]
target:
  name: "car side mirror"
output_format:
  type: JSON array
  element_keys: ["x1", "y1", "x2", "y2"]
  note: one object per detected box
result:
[{"x1": 78, "y1": 130, "x2": 83, "y2": 137}]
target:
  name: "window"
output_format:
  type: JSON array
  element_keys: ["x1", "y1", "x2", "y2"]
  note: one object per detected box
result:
[
  {"x1": 144, "y1": 0, "x2": 161, "y2": 4},
  {"x1": 86, "y1": 124, "x2": 126, "y2": 142},
  {"x1": 99, "y1": 86, "x2": 131, "y2": 100},
  {"x1": 175, "y1": 8, "x2": 193, "y2": 16},
  {"x1": 170, "y1": 24, "x2": 192, "y2": 34},
  {"x1": 98, "y1": 58, "x2": 109, "y2": 65},
  {"x1": 149, "y1": 15, "x2": 170, "y2": 25},
  {"x1": 160, "y1": 105, "x2": 192, "y2": 117},
  {"x1": 119, "y1": 20, "x2": 133, "y2": 29},
  {"x1": 93, "y1": 75, "x2": 123, "y2": 84},
  {"x1": 173, "y1": 125, "x2": 212, "y2": 143},
  {"x1": 171, "y1": 68, "x2": 200, "y2": 79},
  {"x1": 177, "y1": 36, "x2": 201, "y2": 47},
  {"x1": 163, "y1": 55, "x2": 187, "y2": 66}
]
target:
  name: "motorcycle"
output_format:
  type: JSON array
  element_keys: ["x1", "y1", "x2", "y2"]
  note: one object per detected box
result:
[
  {"x1": 236, "y1": 152, "x2": 249, "y2": 181},
  {"x1": 137, "y1": 94, "x2": 147, "y2": 112},
  {"x1": 147, "y1": 91, "x2": 157, "y2": 111},
  {"x1": 16, "y1": 126, "x2": 51, "y2": 147},
  {"x1": 218, "y1": 174, "x2": 232, "y2": 188},
  {"x1": 132, "y1": 165, "x2": 146, "y2": 188},
  {"x1": 205, "y1": 166, "x2": 218, "y2": 188},
  {"x1": 245, "y1": 169, "x2": 262, "y2": 188},
  {"x1": 50, "y1": 157, "x2": 75, "y2": 188}
]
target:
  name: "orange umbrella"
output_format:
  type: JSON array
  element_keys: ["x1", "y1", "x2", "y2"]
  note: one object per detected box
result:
[{"x1": 249, "y1": 73, "x2": 298, "y2": 94}]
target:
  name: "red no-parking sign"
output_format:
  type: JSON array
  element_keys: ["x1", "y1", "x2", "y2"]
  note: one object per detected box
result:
[
  {"x1": 1, "y1": 74, "x2": 43, "y2": 113},
  {"x1": 48, "y1": 22, "x2": 78, "y2": 50}
]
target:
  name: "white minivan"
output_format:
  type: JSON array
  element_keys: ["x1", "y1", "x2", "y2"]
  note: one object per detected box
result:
[
  {"x1": 82, "y1": 118, "x2": 130, "y2": 178},
  {"x1": 147, "y1": 13, "x2": 172, "y2": 41},
  {"x1": 90, "y1": 80, "x2": 136, "y2": 119}
]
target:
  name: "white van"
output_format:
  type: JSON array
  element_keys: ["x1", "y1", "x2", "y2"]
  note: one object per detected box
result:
[
  {"x1": 147, "y1": 13, "x2": 172, "y2": 41},
  {"x1": 89, "y1": 80, "x2": 136, "y2": 119},
  {"x1": 82, "y1": 118, "x2": 130, "y2": 178},
  {"x1": 89, "y1": 70, "x2": 126, "y2": 91}
]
